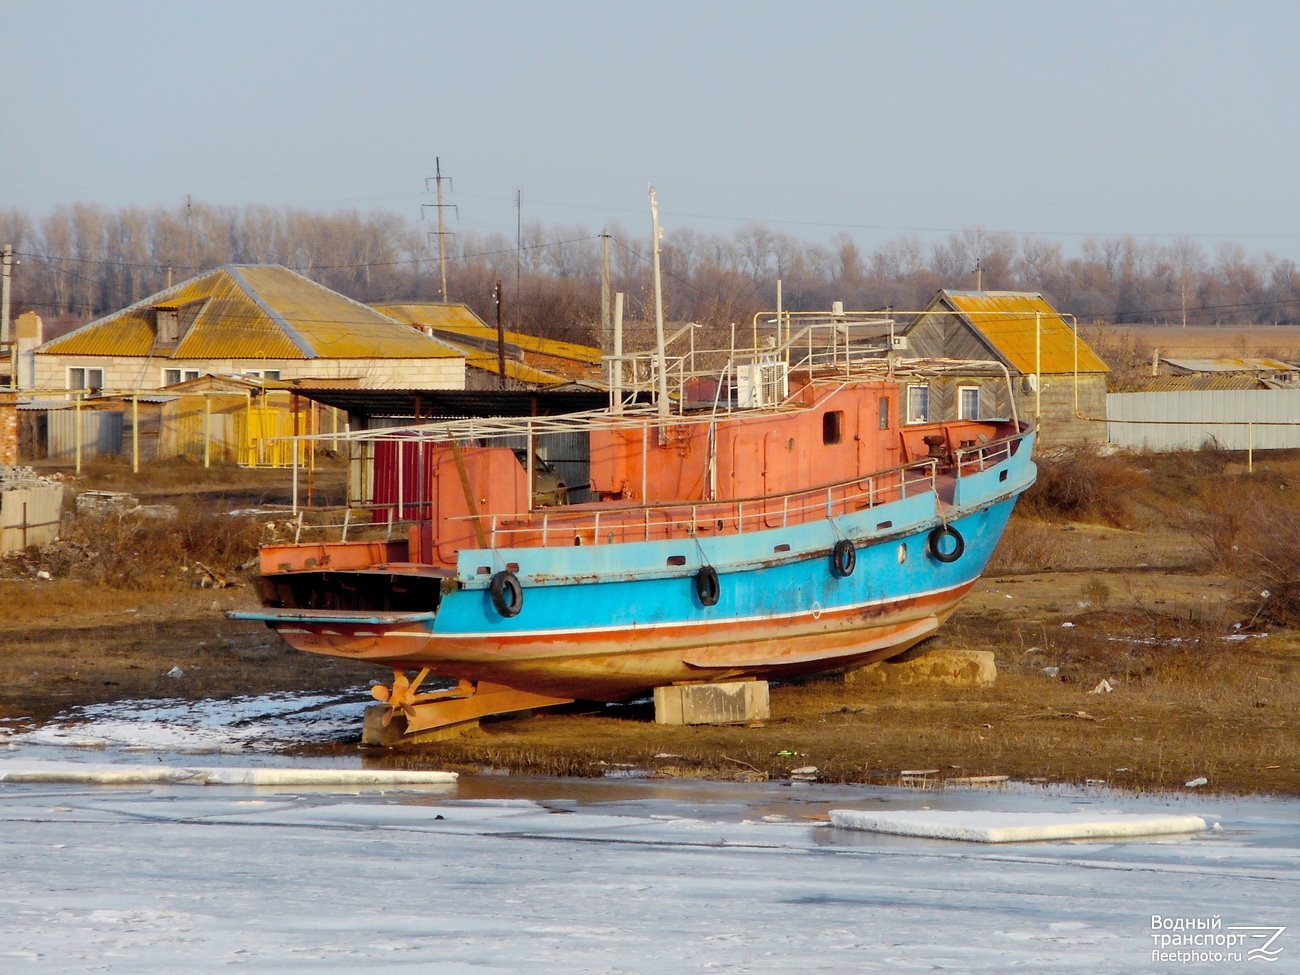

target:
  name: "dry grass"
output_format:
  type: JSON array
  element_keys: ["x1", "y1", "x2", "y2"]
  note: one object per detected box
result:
[
  {"x1": 1017, "y1": 444, "x2": 1149, "y2": 527},
  {"x1": 5, "y1": 502, "x2": 271, "y2": 592},
  {"x1": 1109, "y1": 324, "x2": 1300, "y2": 361},
  {"x1": 368, "y1": 641, "x2": 1300, "y2": 795},
  {"x1": 987, "y1": 517, "x2": 1069, "y2": 573},
  {"x1": 30, "y1": 456, "x2": 349, "y2": 506}
]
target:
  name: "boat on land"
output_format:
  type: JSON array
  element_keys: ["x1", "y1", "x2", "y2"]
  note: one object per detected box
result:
[{"x1": 230, "y1": 298, "x2": 1037, "y2": 738}]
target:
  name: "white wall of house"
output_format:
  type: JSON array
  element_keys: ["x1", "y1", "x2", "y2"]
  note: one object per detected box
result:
[{"x1": 31, "y1": 355, "x2": 466, "y2": 393}]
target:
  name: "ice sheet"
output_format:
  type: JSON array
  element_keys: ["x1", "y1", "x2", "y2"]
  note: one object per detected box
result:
[
  {"x1": 0, "y1": 759, "x2": 457, "y2": 787},
  {"x1": 1, "y1": 692, "x2": 1297, "y2": 972},
  {"x1": 829, "y1": 808, "x2": 1209, "y2": 843},
  {"x1": 0, "y1": 775, "x2": 1295, "y2": 974}
]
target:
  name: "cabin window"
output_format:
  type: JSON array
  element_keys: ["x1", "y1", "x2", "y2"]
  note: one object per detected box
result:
[
  {"x1": 958, "y1": 385, "x2": 981, "y2": 420},
  {"x1": 163, "y1": 368, "x2": 200, "y2": 386},
  {"x1": 906, "y1": 385, "x2": 929, "y2": 424},
  {"x1": 878, "y1": 396, "x2": 890, "y2": 430},
  {"x1": 68, "y1": 367, "x2": 104, "y2": 392},
  {"x1": 822, "y1": 410, "x2": 843, "y2": 445}
]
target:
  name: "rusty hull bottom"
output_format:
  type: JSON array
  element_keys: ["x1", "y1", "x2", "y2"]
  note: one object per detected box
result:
[{"x1": 266, "y1": 582, "x2": 974, "y2": 704}]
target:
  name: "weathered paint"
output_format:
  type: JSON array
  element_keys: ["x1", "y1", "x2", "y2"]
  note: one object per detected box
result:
[
  {"x1": 236, "y1": 364, "x2": 1038, "y2": 725},
  {"x1": 243, "y1": 452, "x2": 1031, "y2": 701}
]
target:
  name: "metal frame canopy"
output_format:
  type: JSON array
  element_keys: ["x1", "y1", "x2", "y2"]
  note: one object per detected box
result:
[
  {"x1": 275, "y1": 358, "x2": 1017, "y2": 447},
  {"x1": 274, "y1": 386, "x2": 621, "y2": 422}
]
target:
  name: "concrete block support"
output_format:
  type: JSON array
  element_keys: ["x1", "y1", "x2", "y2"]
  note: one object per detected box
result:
[
  {"x1": 845, "y1": 648, "x2": 996, "y2": 688},
  {"x1": 654, "y1": 680, "x2": 770, "y2": 726},
  {"x1": 361, "y1": 705, "x2": 480, "y2": 746}
]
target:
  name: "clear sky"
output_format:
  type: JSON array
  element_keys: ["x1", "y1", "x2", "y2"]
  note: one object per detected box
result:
[{"x1": 4, "y1": 0, "x2": 1299, "y2": 259}]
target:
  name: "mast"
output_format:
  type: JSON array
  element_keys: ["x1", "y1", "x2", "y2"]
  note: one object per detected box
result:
[{"x1": 649, "y1": 188, "x2": 669, "y2": 419}]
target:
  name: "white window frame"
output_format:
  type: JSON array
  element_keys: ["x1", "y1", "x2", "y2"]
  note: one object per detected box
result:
[
  {"x1": 68, "y1": 366, "x2": 104, "y2": 392},
  {"x1": 958, "y1": 385, "x2": 981, "y2": 420},
  {"x1": 906, "y1": 384, "x2": 929, "y2": 424},
  {"x1": 162, "y1": 368, "x2": 200, "y2": 386}
]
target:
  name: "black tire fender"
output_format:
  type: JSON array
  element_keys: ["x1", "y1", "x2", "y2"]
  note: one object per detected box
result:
[
  {"x1": 489, "y1": 570, "x2": 523, "y2": 618},
  {"x1": 928, "y1": 525, "x2": 965, "y2": 564},
  {"x1": 695, "y1": 565, "x2": 720, "y2": 607},
  {"x1": 831, "y1": 538, "x2": 856, "y2": 578}
]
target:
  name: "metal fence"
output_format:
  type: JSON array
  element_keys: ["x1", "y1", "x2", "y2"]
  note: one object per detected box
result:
[
  {"x1": 1107, "y1": 389, "x2": 1300, "y2": 452},
  {"x1": 46, "y1": 409, "x2": 123, "y2": 461},
  {"x1": 0, "y1": 480, "x2": 64, "y2": 555}
]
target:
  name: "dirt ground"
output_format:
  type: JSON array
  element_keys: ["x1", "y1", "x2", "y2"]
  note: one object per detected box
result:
[{"x1": 2, "y1": 509, "x2": 1296, "y2": 797}]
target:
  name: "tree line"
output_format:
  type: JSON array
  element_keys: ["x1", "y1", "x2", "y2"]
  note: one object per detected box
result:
[{"x1": 3, "y1": 201, "x2": 1299, "y2": 347}]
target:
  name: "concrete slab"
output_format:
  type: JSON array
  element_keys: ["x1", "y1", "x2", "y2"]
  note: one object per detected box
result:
[
  {"x1": 654, "y1": 681, "x2": 770, "y2": 725},
  {"x1": 829, "y1": 808, "x2": 1207, "y2": 843}
]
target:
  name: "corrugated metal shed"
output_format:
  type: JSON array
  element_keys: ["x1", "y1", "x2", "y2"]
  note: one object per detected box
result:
[
  {"x1": 940, "y1": 291, "x2": 1109, "y2": 375},
  {"x1": 1159, "y1": 356, "x2": 1295, "y2": 374},
  {"x1": 46, "y1": 410, "x2": 123, "y2": 460},
  {"x1": 39, "y1": 266, "x2": 463, "y2": 361},
  {"x1": 1124, "y1": 374, "x2": 1266, "y2": 393}
]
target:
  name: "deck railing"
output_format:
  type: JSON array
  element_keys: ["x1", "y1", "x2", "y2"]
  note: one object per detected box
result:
[
  {"x1": 441, "y1": 430, "x2": 1018, "y2": 550},
  {"x1": 282, "y1": 425, "x2": 1021, "y2": 552}
]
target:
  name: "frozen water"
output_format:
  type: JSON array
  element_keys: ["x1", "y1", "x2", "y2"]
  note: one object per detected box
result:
[
  {"x1": 1, "y1": 691, "x2": 1298, "y2": 972},
  {"x1": 0, "y1": 688, "x2": 370, "y2": 754}
]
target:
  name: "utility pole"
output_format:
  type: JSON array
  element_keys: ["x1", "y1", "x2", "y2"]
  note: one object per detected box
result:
[
  {"x1": 422, "y1": 158, "x2": 457, "y2": 303},
  {"x1": 494, "y1": 280, "x2": 506, "y2": 390},
  {"x1": 974, "y1": 257, "x2": 983, "y2": 291},
  {"x1": 514, "y1": 188, "x2": 522, "y2": 331},
  {"x1": 600, "y1": 229, "x2": 612, "y2": 357},
  {"x1": 1, "y1": 245, "x2": 12, "y2": 346},
  {"x1": 1, "y1": 245, "x2": 12, "y2": 389}
]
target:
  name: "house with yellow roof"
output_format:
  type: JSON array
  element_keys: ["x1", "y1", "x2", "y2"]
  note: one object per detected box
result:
[
  {"x1": 374, "y1": 302, "x2": 604, "y2": 390},
  {"x1": 32, "y1": 265, "x2": 466, "y2": 393},
  {"x1": 902, "y1": 290, "x2": 1109, "y2": 445}
]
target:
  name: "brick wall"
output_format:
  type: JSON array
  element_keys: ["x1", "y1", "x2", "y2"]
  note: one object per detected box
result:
[{"x1": 0, "y1": 394, "x2": 18, "y2": 466}]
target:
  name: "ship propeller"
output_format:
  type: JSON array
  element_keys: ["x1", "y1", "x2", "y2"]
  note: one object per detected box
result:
[{"x1": 372, "y1": 668, "x2": 431, "y2": 727}]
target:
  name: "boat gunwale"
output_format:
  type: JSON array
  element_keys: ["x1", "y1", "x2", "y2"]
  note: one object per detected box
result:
[{"x1": 449, "y1": 424, "x2": 1031, "y2": 551}]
